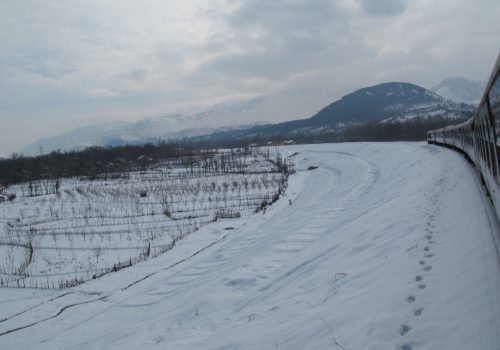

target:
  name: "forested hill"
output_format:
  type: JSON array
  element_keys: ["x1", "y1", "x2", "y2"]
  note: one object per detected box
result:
[
  {"x1": 310, "y1": 82, "x2": 452, "y2": 124},
  {"x1": 199, "y1": 82, "x2": 474, "y2": 142}
]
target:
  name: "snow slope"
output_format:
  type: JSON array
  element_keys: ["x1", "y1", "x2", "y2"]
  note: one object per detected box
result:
[
  {"x1": 431, "y1": 77, "x2": 485, "y2": 104},
  {"x1": 1, "y1": 142, "x2": 500, "y2": 350}
]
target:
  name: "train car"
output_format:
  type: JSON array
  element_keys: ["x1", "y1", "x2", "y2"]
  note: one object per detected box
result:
[{"x1": 427, "y1": 53, "x2": 500, "y2": 218}]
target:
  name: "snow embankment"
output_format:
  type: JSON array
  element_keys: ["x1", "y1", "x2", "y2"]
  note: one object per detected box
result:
[{"x1": 0, "y1": 142, "x2": 499, "y2": 350}]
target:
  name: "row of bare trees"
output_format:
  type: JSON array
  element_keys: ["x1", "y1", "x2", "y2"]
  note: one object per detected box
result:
[{"x1": 0, "y1": 141, "x2": 196, "y2": 187}]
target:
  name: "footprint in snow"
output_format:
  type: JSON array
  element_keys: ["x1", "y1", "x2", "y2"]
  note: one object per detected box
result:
[
  {"x1": 399, "y1": 324, "x2": 412, "y2": 336},
  {"x1": 423, "y1": 265, "x2": 432, "y2": 272},
  {"x1": 419, "y1": 260, "x2": 425, "y2": 265},
  {"x1": 417, "y1": 284, "x2": 426, "y2": 290},
  {"x1": 397, "y1": 344, "x2": 413, "y2": 350},
  {"x1": 247, "y1": 314, "x2": 257, "y2": 322},
  {"x1": 415, "y1": 275, "x2": 423, "y2": 282},
  {"x1": 424, "y1": 246, "x2": 430, "y2": 252},
  {"x1": 413, "y1": 307, "x2": 424, "y2": 316},
  {"x1": 424, "y1": 253, "x2": 434, "y2": 258},
  {"x1": 406, "y1": 295, "x2": 416, "y2": 303}
]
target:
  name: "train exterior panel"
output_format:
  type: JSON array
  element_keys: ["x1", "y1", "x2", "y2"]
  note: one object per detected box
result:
[{"x1": 427, "y1": 54, "x2": 500, "y2": 219}]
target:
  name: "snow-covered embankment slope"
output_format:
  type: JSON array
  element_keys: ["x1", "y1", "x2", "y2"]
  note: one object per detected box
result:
[{"x1": 0, "y1": 142, "x2": 499, "y2": 350}]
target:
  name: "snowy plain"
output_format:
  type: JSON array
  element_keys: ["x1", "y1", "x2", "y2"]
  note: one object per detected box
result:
[
  {"x1": 0, "y1": 142, "x2": 499, "y2": 350},
  {"x1": 0, "y1": 150, "x2": 288, "y2": 289}
]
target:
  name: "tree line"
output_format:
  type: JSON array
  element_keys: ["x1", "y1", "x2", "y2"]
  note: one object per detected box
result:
[
  {"x1": 191, "y1": 116, "x2": 466, "y2": 147},
  {"x1": 0, "y1": 142, "x2": 197, "y2": 186},
  {"x1": 330, "y1": 116, "x2": 466, "y2": 142}
]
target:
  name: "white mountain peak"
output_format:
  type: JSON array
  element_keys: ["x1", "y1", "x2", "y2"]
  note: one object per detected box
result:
[{"x1": 431, "y1": 77, "x2": 485, "y2": 104}]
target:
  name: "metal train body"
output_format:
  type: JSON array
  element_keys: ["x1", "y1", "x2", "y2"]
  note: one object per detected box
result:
[{"x1": 427, "y1": 54, "x2": 500, "y2": 218}]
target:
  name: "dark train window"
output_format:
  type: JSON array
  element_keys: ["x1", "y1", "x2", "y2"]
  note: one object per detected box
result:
[
  {"x1": 483, "y1": 124, "x2": 488, "y2": 163},
  {"x1": 484, "y1": 107, "x2": 497, "y2": 175},
  {"x1": 478, "y1": 107, "x2": 490, "y2": 166},
  {"x1": 489, "y1": 72, "x2": 500, "y2": 108},
  {"x1": 481, "y1": 119, "x2": 488, "y2": 164},
  {"x1": 483, "y1": 115, "x2": 493, "y2": 169},
  {"x1": 489, "y1": 127, "x2": 498, "y2": 177},
  {"x1": 477, "y1": 123, "x2": 483, "y2": 161},
  {"x1": 490, "y1": 73, "x2": 500, "y2": 145},
  {"x1": 485, "y1": 120, "x2": 492, "y2": 168}
]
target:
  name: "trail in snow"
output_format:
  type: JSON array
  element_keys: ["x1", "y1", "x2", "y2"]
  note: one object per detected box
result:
[{"x1": 0, "y1": 142, "x2": 499, "y2": 350}]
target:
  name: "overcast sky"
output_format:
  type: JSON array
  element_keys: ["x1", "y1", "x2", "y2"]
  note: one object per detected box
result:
[{"x1": 0, "y1": 0, "x2": 499, "y2": 156}]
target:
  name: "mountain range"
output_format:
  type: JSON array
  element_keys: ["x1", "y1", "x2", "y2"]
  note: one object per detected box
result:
[
  {"x1": 431, "y1": 77, "x2": 485, "y2": 104},
  {"x1": 20, "y1": 78, "x2": 478, "y2": 155},
  {"x1": 20, "y1": 88, "x2": 335, "y2": 155}
]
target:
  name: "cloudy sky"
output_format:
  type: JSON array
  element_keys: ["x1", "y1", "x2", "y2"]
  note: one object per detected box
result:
[{"x1": 0, "y1": 0, "x2": 499, "y2": 156}]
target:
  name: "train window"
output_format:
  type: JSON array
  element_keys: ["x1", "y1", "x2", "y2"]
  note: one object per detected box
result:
[
  {"x1": 489, "y1": 127, "x2": 498, "y2": 177},
  {"x1": 477, "y1": 127, "x2": 483, "y2": 161},
  {"x1": 481, "y1": 119, "x2": 488, "y2": 164},
  {"x1": 478, "y1": 107, "x2": 490, "y2": 165},
  {"x1": 483, "y1": 107, "x2": 498, "y2": 176},
  {"x1": 483, "y1": 125, "x2": 488, "y2": 163},
  {"x1": 490, "y1": 73, "x2": 500, "y2": 145},
  {"x1": 483, "y1": 115, "x2": 493, "y2": 169},
  {"x1": 486, "y1": 120, "x2": 492, "y2": 168},
  {"x1": 489, "y1": 73, "x2": 500, "y2": 109},
  {"x1": 491, "y1": 126, "x2": 500, "y2": 179},
  {"x1": 489, "y1": 75, "x2": 500, "y2": 176}
]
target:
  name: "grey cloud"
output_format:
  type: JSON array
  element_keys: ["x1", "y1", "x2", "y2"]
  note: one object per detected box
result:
[
  {"x1": 115, "y1": 69, "x2": 148, "y2": 83},
  {"x1": 220, "y1": 0, "x2": 349, "y2": 54},
  {"x1": 198, "y1": 51, "x2": 303, "y2": 80},
  {"x1": 195, "y1": 30, "x2": 368, "y2": 82},
  {"x1": 359, "y1": 0, "x2": 407, "y2": 17},
  {"x1": 226, "y1": 0, "x2": 338, "y2": 31},
  {"x1": 194, "y1": 0, "x2": 358, "y2": 81}
]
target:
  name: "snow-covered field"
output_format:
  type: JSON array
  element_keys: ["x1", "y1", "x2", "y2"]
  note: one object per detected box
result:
[
  {"x1": 0, "y1": 142, "x2": 499, "y2": 350},
  {"x1": 0, "y1": 150, "x2": 290, "y2": 288}
]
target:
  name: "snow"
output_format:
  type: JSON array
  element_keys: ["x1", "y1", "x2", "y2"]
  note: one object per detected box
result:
[
  {"x1": 381, "y1": 101, "x2": 469, "y2": 123},
  {"x1": 0, "y1": 142, "x2": 499, "y2": 350}
]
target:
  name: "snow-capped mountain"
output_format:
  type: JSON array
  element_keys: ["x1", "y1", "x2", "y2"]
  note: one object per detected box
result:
[
  {"x1": 431, "y1": 77, "x2": 485, "y2": 104},
  {"x1": 20, "y1": 88, "x2": 335, "y2": 155},
  {"x1": 20, "y1": 120, "x2": 128, "y2": 155},
  {"x1": 310, "y1": 82, "x2": 470, "y2": 125},
  {"x1": 203, "y1": 82, "x2": 475, "y2": 140},
  {"x1": 20, "y1": 114, "x2": 250, "y2": 155}
]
